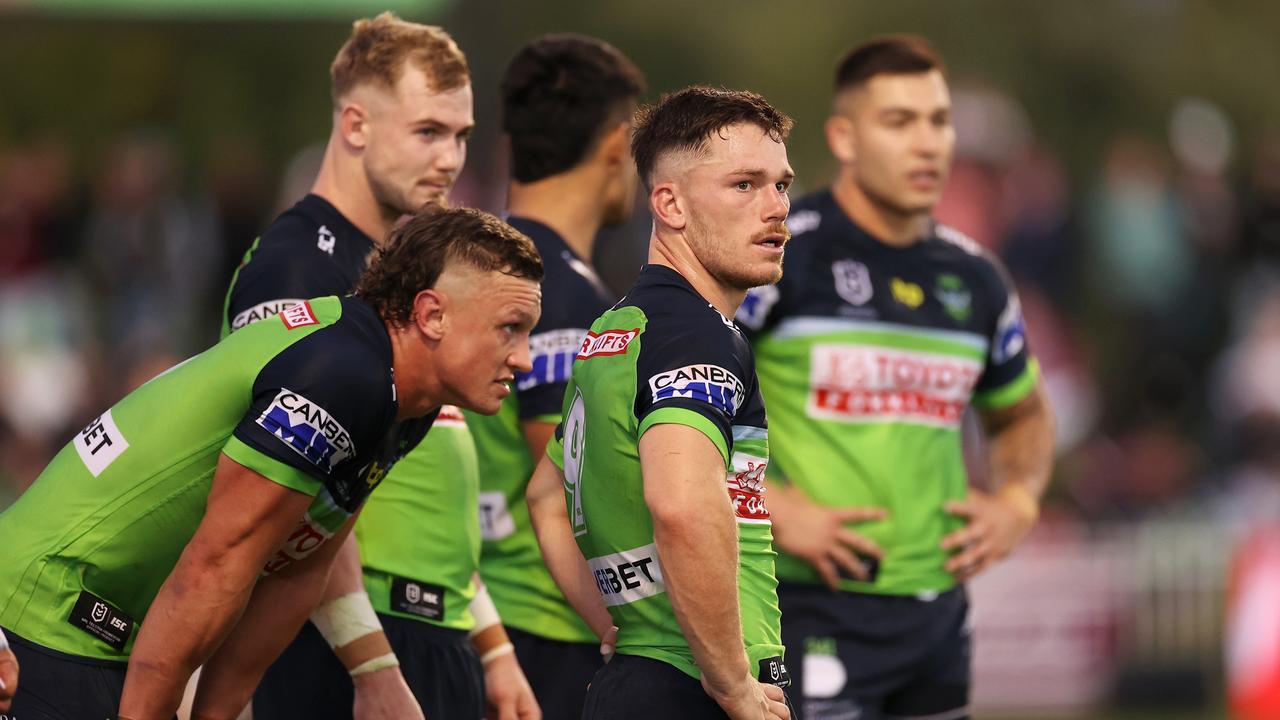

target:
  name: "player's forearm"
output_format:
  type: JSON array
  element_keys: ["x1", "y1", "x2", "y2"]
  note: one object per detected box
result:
[
  {"x1": 986, "y1": 384, "x2": 1055, "y2": 503},
  {"x1": 527, "y1": 456, "x2": 614, "y2": 637},
  {"x1": 193, "y1": 522, "x2": 358, "y2": 717},
  {"x1": 652, "y1": 501, "x2": 750, "y2": 692},
  {"x1": 121, "y1": 542, "x2": 262, "y2": 718}
]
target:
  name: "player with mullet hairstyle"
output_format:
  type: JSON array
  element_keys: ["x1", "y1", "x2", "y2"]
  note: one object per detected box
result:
[
  {"x1": 466, "y1": 33, "x2": 646, "y2": 718},
  {"x1": 528, "y1": 86, "x2": 795, "y2": 719},
  {"x1": 222, "y1": 13, "x2": 536, "y2": 720},
  {"x1": 0, "y1": 204, "x2": 543, "y2": 719},
  {"x1": 736, "y1": 35, "x2": 1055, "y2": 720}
]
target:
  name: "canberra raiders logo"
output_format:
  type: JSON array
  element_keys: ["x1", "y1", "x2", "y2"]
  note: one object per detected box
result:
[
  {"x1": 832, "y1": 260, "x2": 873, "y2": 306},
  {"x1": 935, "y1": 273, "x2": 972, "y2": 323}
]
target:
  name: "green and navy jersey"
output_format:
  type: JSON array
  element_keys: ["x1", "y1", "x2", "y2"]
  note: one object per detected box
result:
[
  {"x1": 0, "y1": 297, "x2": 433, "y2": 661},
  {"x1": 548, "y1": 265, "x2": 783, "y2": 680},
  {"x1": 224, "y1": 194, "x2": 481, "y2": 630},
  {"x1": 737, "y1": 189, "x2": 1039, "y2": 596},
  {"x1": 467, "y1": 217, "x2": 611, "y2": 643}
]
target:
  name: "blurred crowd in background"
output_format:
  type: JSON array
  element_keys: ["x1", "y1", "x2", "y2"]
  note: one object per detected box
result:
[{"x1": 2, "y1": 1, "x2": 1279, "y2": 716}]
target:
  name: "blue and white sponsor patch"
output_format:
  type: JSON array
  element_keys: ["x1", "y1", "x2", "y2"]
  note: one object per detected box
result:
[
  {"x1": 992, "y1": 296, "x2": 1027, "y2": 365},
  {"x1": 648, "y1": 363, "x2": 746, "y2": 416},
  {"x1": 256, "y1": 389, "x2": 354, "y2": 473},
  {"x1": 517, "y1": 328, "x2": 586, "y2": 391}
]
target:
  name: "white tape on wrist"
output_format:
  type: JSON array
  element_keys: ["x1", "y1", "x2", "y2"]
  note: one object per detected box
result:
[
  {"x1": 0, "y1": 626, "x2": 8, "y2": 652},
  {"x1": 479, "y1": 641, "x2": 515, "y2": 666},
  {"x1": 468, "y1": 584, "x2": 502, "y2": 637},
  {"x1": 349, "y1": 652, "x2": 399, "y2": 677},
  {"x1": 311, "y1": 591, "x2": 383, "y2": 649}
]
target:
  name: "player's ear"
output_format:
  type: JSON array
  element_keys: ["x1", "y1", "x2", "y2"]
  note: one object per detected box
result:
[
  {"x1": 649, "y1": 181, "x2": 686, "y2": 231},
  {"x1": 338, "y1": 100, "x2": 371, "y2": 151},
  {"x1": 825, "y1": 115, "x2": 856, "y2": 164},
  {"x1": 411, "y1": 288, "x2": 446, "y2": 340}
]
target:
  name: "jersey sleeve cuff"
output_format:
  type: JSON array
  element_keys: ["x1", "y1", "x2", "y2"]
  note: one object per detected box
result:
[
  {"x1": 637, "y1": 406, "x2": 731, "y2": 466},
  {"x1": 222, "y1": 435, "x2": 322, "y2": 497},
  {"x1": 972, "y1": 358, "x2": 1039, "y2": 411},
  {"x1": 546, "y1": 432, "x2": 566, "y2": 471}
]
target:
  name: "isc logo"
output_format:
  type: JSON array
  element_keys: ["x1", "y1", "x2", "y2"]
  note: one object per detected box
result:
[{"x1": 648, "y1": 364, "x2": 745, "y2": 416}]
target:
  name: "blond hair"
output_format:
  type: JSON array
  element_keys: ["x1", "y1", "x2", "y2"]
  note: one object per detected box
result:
[{"x1": 330, "y1": 12, "x2": 469, "y2": 104}]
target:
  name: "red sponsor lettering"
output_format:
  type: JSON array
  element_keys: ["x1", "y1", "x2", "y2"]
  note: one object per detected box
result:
[
  {"x1": 280, "y1": 301, "x2": 319, "y2": 329},
  {"x1": 727, "y1": 460, "x2": 770, "y2": 521},
  {"x1": 436, "y1": 404, "x2": 466, "y2": 426},
  {"x1": 261, "y1": 516, "x2": 330, "y2": 573},
  {"x1": 577, "y1": 329, "x2": 640, "y2": 359},
  {"x1": 811, "y1": 388, "x2": 967, "y2": 424}
]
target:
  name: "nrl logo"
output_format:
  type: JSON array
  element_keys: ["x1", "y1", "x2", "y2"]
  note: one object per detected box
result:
[
  {"x1": 832, "y1": 260, "x2": 873, "y2": 306},
  {"x1": 733, "y1": 460, "x2": 767, "y2": 493},
  {"x1": 935, "y1": 273, "x2": 972, "y2": 322}
]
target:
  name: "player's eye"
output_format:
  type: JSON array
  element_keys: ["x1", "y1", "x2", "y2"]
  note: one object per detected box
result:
[
  {"x1": 776, "y1": 181, "x2": 790, "y2": 193},
  {"x1": 418, "y1": 128, "x2": 438, "y2": 138},
  {"x1": 736, "y1": 181, "x2": 751, "y2": 191}
]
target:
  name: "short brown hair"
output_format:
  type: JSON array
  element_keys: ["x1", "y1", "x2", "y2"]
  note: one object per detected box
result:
[
  {"x1": 330, "y1": 12, "x2": 469, "y2": 105},
  {"x1": 357, "y1": 205, "x2": 543, "y2": 327},
  {"x1": 835, "y1": 34, "x2": 945, "y2": 94},
  {"x1": 631, "y1": 86, "x2": 793, "y2": 191}
]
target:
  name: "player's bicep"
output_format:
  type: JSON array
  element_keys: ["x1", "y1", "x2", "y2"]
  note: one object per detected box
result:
[
  {"x1": 639, "y1": 423, "x2": 729, "y2": 521},
  {"x1": 188, "y1": 453, "x2": 317, "y2": 566}
]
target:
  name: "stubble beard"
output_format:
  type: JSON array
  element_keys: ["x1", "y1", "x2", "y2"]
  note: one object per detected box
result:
[{"x1": 686, "y1": 214, "x2": 783, "y2": 292}]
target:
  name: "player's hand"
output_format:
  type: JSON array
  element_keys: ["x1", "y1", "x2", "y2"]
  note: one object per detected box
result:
[
  {"x1": 484, "y1": 651, "x2": 541, "y2": 720},
  {"x1": 941, "y1": 485, "x2": 1039, "y2": 582},
  {"x1": 352, "y1": 666, "x2": 426, "y2": 720},
  {"x1": 702, "y1": 674, "x2": 790, "y2": 719},
  {"x1": 599, "y1": 624, "x2": 619, "y2": 663},
  {"x1": 770, "y1": 486, "x2": 886, "y2": 590},
  {"x1": 0, "y1": 646, "x2": 17, "y2": 712}
]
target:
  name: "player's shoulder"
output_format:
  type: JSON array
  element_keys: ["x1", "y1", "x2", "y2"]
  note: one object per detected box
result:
[
  {"x1": 923, "y1": 222, "x2": 1012, "y2": 289},
  {"x1": 623, "y1": 267, "x2": 752, "y2": 369}
]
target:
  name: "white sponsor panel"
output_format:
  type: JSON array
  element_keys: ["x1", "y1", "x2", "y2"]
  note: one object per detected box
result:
[
  {"x1": 478, "y1": 491, "x2": 516, "y2": 541},
  {"x1": 231, "y1": 298, "x2": 305, "y2": 331},
  {"x1": 530, "y1": 328, "x2": 588, "y2": 357},
  {"x1": 587, "y1": 543, "x2": 665, "y2": 607},
  {"x1": 256, "y1": 389, "x2": 354, "y2": 472},
  {"x1": 727, "y1": 452, "x2": 770, "y2": 524},
  {"x1": 262, "y1": 510, "x2": 338, "y2": 573},
  {"x1": 435, "y1": 405, "x2": 467, "y2": 428},
  {"x1": 648, "y1": 364, "x2": 746, "y2": 416},
  {"x1": 76, "y1": 409, "x2": 130, "y2": 477},
  {"x1": 808, "y1": 344, "x2": 982, "y2": 427}
]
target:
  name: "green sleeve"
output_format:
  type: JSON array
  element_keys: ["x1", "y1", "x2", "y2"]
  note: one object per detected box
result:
[
  {"x1": 222, "y1": 436, "x2": 322, "y2": 496},
  {"x1": 972, "y1": 358, "x2": 1039, "y2": 411},
  {"x1": 637, "y1": 406, "x2": 731, "y2": 466}
]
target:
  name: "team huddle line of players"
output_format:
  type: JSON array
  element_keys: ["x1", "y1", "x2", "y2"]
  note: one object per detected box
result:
[{"x1": 0, "y1": 14, "x2": 1055, "y2": 720}]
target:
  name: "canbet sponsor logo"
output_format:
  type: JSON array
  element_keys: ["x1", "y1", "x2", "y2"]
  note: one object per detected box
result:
[
  {"x1": 230, "y1": 298, "x2": 305, "y2": 331},
  {"x1": 76, "y1": 409, "x2": 129, "y2": 477},
  {"x1": 256, "y1": 389, "x2": 354, "y2": 472},
  {"x1": 587, "y1": 543, "x2": 665, "y2": 607},
  {"x1": 280, "y1": 301, "x2": 319, "y2": 329},
  {"x1": 262, "y1": 511, "x2": 337, "y2": 573},
  {"x1": 808, "y1": 344, "x2": 982, "y2": 427},
  {"x1": 649, "y1": 364, "x2": 745, "y2": 416},
  {"x1": 727, "y1": 453, "x2": 770, "y2": 523},
  {"x1": 577, "y1": 328, "x2": 639, "y2": 359},
  {"x1": 519, "y1": 328, "x2": 587, "y2": 389}
]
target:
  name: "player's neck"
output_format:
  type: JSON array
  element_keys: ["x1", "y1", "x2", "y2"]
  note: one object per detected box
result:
[
  {"x1": 648, "y1": 231, "x2": 746, "y2": 319},
  {"x1": 832, "y1": 171, "x2": 930, "y2": 248},
  {"x1": 386, "y1": 322, "x2": 443, "y2": 421},
  {"x1": 311, "y1": 138, "x2": 395, "y2": 245},
  {"x1": 506, "y1": 167, "x2": 606, "y2": 263}
]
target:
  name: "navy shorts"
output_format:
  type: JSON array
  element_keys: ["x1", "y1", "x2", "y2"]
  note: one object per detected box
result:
[
  {"x1": 253, "y1": 612, "x2": 484, "y2": 719},
  {"x1": 506, "y1": 625, "x2": 600, "y2": 719},
  {"x1": 581, "y1": 652, "x2": 794, "y2": 719},
  {"x1": 778, "y1": 583, "x2": 970, "y2": 720}
]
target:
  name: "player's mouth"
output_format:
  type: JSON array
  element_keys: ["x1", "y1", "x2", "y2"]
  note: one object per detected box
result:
[
  {"x1": 906, "y1": 168, "x2": 941, "y2": 191},
  {"x1": 494, "y1": 378, "x2": 512, "y2": 397},
  {"x1": 753, "y1": 230, "x2": 789, "y2": 255}
]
